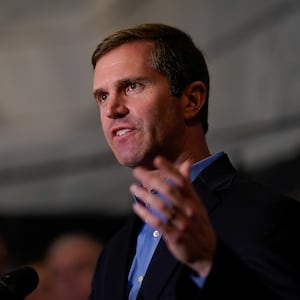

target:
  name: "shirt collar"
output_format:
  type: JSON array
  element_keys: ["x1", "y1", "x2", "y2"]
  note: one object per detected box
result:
[{"x1": 190, "y1": 152, "x2": 224, "y2": 181}]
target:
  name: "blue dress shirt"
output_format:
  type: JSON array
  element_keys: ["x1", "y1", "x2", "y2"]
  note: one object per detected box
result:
[{"x1": 128, "y1": 152, "x2": 224, "y2": 299}]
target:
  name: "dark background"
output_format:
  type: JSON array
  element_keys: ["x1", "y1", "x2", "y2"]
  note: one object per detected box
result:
[{"x1": 1, "y1": 151, "x2": 299, "y2": 268}]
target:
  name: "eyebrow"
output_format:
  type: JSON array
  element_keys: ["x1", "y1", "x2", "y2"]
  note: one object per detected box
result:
[{"x1": 93, "y1": 88, "x2": 105, "y2": 99}]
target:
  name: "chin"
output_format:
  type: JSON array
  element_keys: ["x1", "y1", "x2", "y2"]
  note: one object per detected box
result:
[
  {"x1": 120, "y1": 159, "x2": 139, "y2": 169},
  {"x1": 115, "y1": 149, "x2": 154, "y2": 169},
  {"x1": 115, "y1": 155, "x2": 137, "y2": 168}
]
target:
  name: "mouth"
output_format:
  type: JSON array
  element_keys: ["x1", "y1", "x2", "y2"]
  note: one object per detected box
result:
[
  {"x1": 116, "y1": 128, "x2": 133, "y2": 136},
  {"x1": 112, "y1": 127, "x2": 134, "y2": 138}
]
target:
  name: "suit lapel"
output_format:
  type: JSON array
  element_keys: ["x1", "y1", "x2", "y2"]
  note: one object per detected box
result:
[
  {"x1": 198, "y1": 154, "x2": 236, "y2": 190},
  {"x1": 138, "y1": 238, "x2": 178, "y2": 300},
  {"x1": 194, "y1": 153, "x2": 236, "y2": 213},
  {"x1": 105, "y1": 215, "x2": 142, "y2": 300}
]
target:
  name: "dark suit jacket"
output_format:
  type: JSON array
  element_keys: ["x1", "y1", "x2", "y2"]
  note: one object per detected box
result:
[{"x1": 89, "y1": 154, "x2": 300, "y2": 299}]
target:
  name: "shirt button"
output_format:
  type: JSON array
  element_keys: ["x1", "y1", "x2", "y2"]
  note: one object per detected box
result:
[
  {"x1": 153, "y1": 230, "x2": 160, "y2": 238},
  {"x1": 138, "y1": 275, "x2": 144, "y2": 283}
]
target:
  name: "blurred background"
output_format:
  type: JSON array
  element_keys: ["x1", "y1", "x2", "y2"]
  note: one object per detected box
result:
[{"x1": 0, "y1": 0, "x2": 299, "y2": 270}]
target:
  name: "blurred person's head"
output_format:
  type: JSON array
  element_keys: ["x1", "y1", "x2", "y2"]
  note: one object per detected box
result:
[
  {"x1": 46, "y1": 232, "x2": 102, "y2": 300},
  {"x1": 25, "y1": 260, "x2": 53, "y2": 300}
]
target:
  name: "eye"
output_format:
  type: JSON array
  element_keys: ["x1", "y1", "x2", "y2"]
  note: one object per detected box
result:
[
  {"x1": 130, "y1": 82, "x2": 138, "y2": 89},
  {"x1": 101, "y1": 94, "x2": 108, "y2": 101},
  {"x1": 125, "y1": 82, "x2": 142, "y2": 94},
  {"x1": 96, "y1": 93, "x2": 108, "y2": 103}
]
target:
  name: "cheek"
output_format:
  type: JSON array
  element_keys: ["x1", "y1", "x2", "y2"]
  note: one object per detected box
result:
[
  {"x1": 99, "y1": 106, "x2": 104, "y2": 122},
  {"x1": 158, "y1": 106, "x2": 184, "y2": 137},
  {"x1": 152, "y1": 101, "x2": 179, "y2": 124},
  {"x1": 99, "y1": 111, "x2": 107, "y2": 130},
  {"x1": 99, "y1": 115, "x2": 111, "y2": 144}
]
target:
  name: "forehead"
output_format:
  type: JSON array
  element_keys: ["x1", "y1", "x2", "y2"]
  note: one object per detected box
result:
[
  {"x1": 94, "y1": 41, "x2": 154, "y2": 72},
  {"x1": 93, "y1": 40, "x2": 157, "y2": 90}
]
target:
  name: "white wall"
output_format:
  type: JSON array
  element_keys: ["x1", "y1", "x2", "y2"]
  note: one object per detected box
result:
[{"x1": 0, "y1": 0, "x2": 299, "y2": 214}]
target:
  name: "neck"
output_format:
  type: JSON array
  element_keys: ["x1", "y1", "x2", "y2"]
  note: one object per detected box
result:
[{"x1": 174, "y1": 123, "x2": 211, "y2": 166}]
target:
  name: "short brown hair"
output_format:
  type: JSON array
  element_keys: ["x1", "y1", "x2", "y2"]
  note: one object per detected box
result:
[{"x1": 92, "y1": 23, "x2": 210, "y2": 133}]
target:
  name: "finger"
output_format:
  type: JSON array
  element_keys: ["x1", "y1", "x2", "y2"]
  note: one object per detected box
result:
[
  {"x1": 132, "y1": 200, "x2": 184, "y2": 239},
  {"x1": 178, "y1": 159, "x2": 192, "y2": 180},
  {"x1": 154, "y1": 157, "x2": 201, "y2": 208},
  {"x1": 132, "y1": 167, "x2": 180, "y2": 207},
  {"x1": 131, "y1": 183, "x2": 188, "y2": 237},
  {"x1": 153, "y1": 156, "x2": 192, "y2": 188},
  {"x1": 166, "y1": 207, "x2": 177, "y2": 224},
  {"x1": 130, "y1": 183, "x2": 174, "y2": 223},
  {"x1": 132, "y1": 201, "x2": 167, "y2": 229},
  {"x1": 131, "y1": 158, "x2": 197, "y2": 220}
]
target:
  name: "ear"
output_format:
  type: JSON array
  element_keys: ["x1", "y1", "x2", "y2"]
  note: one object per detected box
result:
[{"x1": 181, "y1": 81, "x2": 207, "y2": 120}]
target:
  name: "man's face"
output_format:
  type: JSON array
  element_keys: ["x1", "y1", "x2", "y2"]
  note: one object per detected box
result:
[
  {"x1": 47, "y1": 237, "x2": 101, "y2": 300},
  {"x1": 93, "y1": 41, "x2": 186, "y2": 169}
]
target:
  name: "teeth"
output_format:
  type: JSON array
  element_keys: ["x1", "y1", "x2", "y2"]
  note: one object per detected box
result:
[{"x1": 116, "y1": 129, "x2": 131, "y2": 136}]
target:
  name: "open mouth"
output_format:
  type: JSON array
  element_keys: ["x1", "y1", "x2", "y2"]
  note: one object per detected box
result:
[{"x1": 116, "y1": 128, "x2": 132, "y2": 136}]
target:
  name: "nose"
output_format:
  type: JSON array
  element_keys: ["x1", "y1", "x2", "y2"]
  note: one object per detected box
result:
[{"x1": 105, "y1": 95, "x2": 129, "y2": 119}]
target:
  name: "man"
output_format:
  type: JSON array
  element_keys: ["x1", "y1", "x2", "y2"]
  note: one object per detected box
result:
[
  {"x1": 89, "y1": 23, "x2": 299, "y2": 299},
  {"x1": 46, "y1": 232, "x2": 102, "y2": 300},
  {"x1": 25, "y1": 259, "x2": 53, "y2": 300}
]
